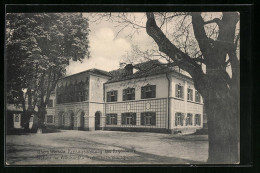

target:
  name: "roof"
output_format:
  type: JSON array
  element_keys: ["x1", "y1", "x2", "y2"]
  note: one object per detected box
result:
[
  {"x1": 106, "y1": 60, "x2": 191, "y2": 84},
  {"x1": 63, "y1": 68, "x2": 112, "y2": 80}
]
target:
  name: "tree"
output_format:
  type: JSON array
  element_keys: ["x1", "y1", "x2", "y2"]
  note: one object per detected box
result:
[
  {"x1": 6, "y1": 13, "x2": 90, "y2": 132},
  {"x1": 93, "y1": 12, "x2": 240, "y2": 163}
]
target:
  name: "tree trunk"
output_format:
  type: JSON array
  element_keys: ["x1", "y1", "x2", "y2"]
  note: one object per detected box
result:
[
  {"x1": 37, "y1": 106, "x2": 47, "y2": 134},
  {"x1": 204, "y1": 84, "x2": 239, "y2": 164},
  {"x1": 22, "y1": 111, "x2": 32, "y2": 132}
]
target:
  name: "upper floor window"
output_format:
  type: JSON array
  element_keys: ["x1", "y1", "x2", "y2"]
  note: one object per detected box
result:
[
  {"x1": 195, "y1": 90, "x2": 201, "y2": 103},
  {"x1": 175, "y1": 112, "x2": 184, "y2": 126},
  {"x1": 141, "y1": 85, "x2": 156, "y2": 99},
  {"x1": 141, "y1": 112, "x2": 156, "y2": 126},
  {"x1": 186, "y1": 113, "x2": 193, "y2": 126},
  {"x1": 106, "y1": 114, "x2": 117, "y2": 125},
  {"x1": 107, "y1": 90, "x2": 118, "y2": 102},
  {"x1": 175, "y1": 84, "x2": 184, "y2": 99},
  {"x1": 123, "y1": 88, "x2": 135, "y2": 101},
  {"x1": 187, "y1": 88, "x2": 193, "y2": 101},
  {"x1": 195, "y1": 114, "x2": 201, "y2": 126},
  {"x1": 47, "y1": 99, "x2": 54, "y2": 108},
  {"x1": 121, "y1": 113, "x2": 136, "y2": 125}
]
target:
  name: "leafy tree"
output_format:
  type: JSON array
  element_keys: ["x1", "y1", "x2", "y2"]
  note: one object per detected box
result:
[
  {"x1": 6, "y1": 13, "x2": 90, "y2": 131},
  {"x1": 93, "y1": 12, "x2": 240, "y2": 163}
]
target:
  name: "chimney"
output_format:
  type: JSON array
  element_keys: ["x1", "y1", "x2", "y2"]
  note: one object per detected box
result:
[{"x1": 124, "y1": 64, "x2": 133, "y2": 75}]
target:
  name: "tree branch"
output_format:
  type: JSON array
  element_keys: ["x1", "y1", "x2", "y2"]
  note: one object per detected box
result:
[{"x1": 146, "y1": 12, "x2": 208, "y2": 96}]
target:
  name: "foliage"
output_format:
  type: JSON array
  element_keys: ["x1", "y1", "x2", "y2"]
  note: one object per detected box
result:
[{"x1": 6, "y1": 13, "x2": 90, "y2": 128}]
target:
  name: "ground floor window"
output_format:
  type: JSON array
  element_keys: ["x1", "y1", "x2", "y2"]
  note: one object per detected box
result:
[
  {"x1": 186, "y1": 113, "x2": 193, "y2": 126},
  {"x1": 175, "y1": 112, "x2": 184, "y2": 126},
  {"x1": 47, "y1": 115, "x2": 54, "y2": 124},
  {"x1": 141, "y1": 112, "x2": 156, "y2": 126},
  {"x1": 195, "y1": 114, "x2": 201, "y2": 126},
  {"x1": 14, "y1": 114, "x2": 20, "y2": 122},
  {"x1": 121, "y1": 113, "x2": 136, "y2": 125},
  {"x1": 106, "y1": 114, "x2": 117, "y2": 125}
]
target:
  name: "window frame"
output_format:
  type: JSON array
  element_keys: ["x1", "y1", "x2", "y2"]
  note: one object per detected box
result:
[
  {"x1": 186, "y1": 113, "x2": 193, "y2": 126},
  {"x1": 46, "y1": 115, "x2": 54, "y2": 124},
  {"x1": 175, "y1": 84, "x2": 184, "y2": 99},
  {"x1": 141, "y1": 85, "x2": 156, "y2": 99},
  {"x1": 195, "y1": 90, "x2": 201, "y2": 103},
  {"x1": 175, "y1": 112, "x2": 184, "y2": 126},
  {"x1": 121, "y1": 112, "x2": 136, "y2": 125},
  {"x1": 141, "y1": 112, "x2": 156, "y2": 126},
  {"x1": 187, "y1": 88, "x2": 193, "y2": 101},
  {"x1": 106, "y1": 114, "x2": 117, "y2": 125},
  {"x1": 107, "y1": 90, "x2": 118, "y2": 102},
  {"x1": 123, "y1": 88, "x2": 135, "y2": 101},
  {"x1": 195, "y1": 114, "x2": 201, "y2": 126}
]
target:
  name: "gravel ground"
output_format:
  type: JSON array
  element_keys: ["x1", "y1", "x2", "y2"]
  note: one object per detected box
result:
[{"x1": 6, "y1": 130, "x2": 208, "y2": 165}]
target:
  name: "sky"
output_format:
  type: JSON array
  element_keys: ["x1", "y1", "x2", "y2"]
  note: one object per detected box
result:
[{"x1": 66, "y1": 13, "x2": 154, "y2": 75}]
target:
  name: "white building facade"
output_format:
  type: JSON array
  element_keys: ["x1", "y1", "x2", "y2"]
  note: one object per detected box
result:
[{"x1": 45, "y1": 60, "x2": 203, "y2": 134}]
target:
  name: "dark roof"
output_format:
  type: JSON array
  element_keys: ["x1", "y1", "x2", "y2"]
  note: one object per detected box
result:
[
  {"x1": 63, "y1": 68, "x2": 112, "y2": 80},
  {"x1": 107, "y1": 60, "x2": 189, "y2": 84}
]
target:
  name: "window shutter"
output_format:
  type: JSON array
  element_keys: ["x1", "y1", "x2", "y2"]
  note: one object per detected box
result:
[
  {"x1": 175, "y1": 113, "x2": 178, "y2": 126},
  {"x1": 199, "y1": 114, "x2": 201, "y2": 125},
  {"x1": 115, "y1": 91, "x2": 118, "y2": 101},
  {"x1": 106, "y1": 115, "x2": 109, "y2": 125},
  {"x1": 132, "y1": 89, "x2": 135, "y2": 100},
  {"x1": 107, "y1": 92, "x2": 111, "y2": 102},
  {"x1": 141, "y1": 113, "x2": 145, "y2": 125},
  {"x1": 121, "y1": 114, "x2": 125, "y2": 125},
  {"x1": 191, "y1": 89, "x2": 193, "y2": 101},
  {"x1": 141, "y1": 87, "x2": 145, "y2": 99},
  {"x1": 132, "y1": 113, "x2": 136, "y2": 125},
  {"x1": 115, "y1": 114, "x2": 117, "y2": 125},
  {"x1": 151, "y1": 112, "x2": 156, "y2": 125},
  {"x1": 151, "y1": 85, "x2": 156, "y2": 98},
  {"x1": 123, "y1": 90, "x2": 126, "y2": 101},
  {"x1": 191, "y1": 114, "x2": 193, "y2": 125},
  {"x1": 175, "y1": 84, "x2": 178, "y2": 97}
]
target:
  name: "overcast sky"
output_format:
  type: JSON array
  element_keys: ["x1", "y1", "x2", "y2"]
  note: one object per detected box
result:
[{"x1": 66, "y1": 13, "x2": 154, "y2": 75}]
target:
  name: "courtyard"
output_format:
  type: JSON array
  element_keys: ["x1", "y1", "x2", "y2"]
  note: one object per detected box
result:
[{"x1": 6, "y1": 130, "x2": 208, "y2": 165}]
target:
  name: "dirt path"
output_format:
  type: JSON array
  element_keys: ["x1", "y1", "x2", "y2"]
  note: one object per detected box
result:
[{"x1": 6, "y1": 130, "x2": 208, "y2": 165}]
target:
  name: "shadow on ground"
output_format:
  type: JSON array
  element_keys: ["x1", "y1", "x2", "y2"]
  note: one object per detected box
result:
[{"x1": 7, "y1": 128, "x2": 62, "y2": 135}]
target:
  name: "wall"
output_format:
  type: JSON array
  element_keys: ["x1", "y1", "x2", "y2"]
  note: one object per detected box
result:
[
  {"x1": 89, "y1": 74, "x2": 109, "y2": 102},
  {"x1": 168, "y1": 72, "x2": 203, "y2": 132},
  {"x1": 105, "y1": 98, "x2": 168, "y2": 129},
  {"x1": 105, "y1": 74, "x2": 168, "y2": 102}
]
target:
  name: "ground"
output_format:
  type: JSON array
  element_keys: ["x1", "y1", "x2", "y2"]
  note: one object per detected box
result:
[{"x1": 6, "y1": 130, "x2": 208, "y2": 165}]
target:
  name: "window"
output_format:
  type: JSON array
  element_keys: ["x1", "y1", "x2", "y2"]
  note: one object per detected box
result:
[
  {"x1": 47, "y1": 115, "x2": 53, "y2": 123},
  {"x1": 47, "y1": 99, "x2": 54, "y2": 108},
  {"x1": 107, "y1": 91, "x2": 118, "y2": 102},
  {"x1": 195, "y1": 90, "x2": 201, "y2": 103},
  {"x1": 175, "y1": 84, "x2": 184, "y2": 99},
  {"x1": 106, "y1": 114, "x2": 117, "y2": 125},
  {"x1": 187, "y1": 88, "x2": 193, "y2": 101},
  {"x1": 141, "y1": 85, "x2": 156, "y2": 99},
  {"x1": 14, "y1": 114, "x2": 20, "y2": 122},
  {"x1": 123, "y1": 88, "x2": 135, "y2": 101},
  {"x1": 121, "y1": 113, "x2": 136, "y2": 125},
  {"x1": 195, "y1": 114, "x2": 201, "y2": 126},
  {"x1": 186, "y1": 113, "x2": 193, "y2": 126},
  {"x1": 141, "y1": 112, "x2": 156, "y2": 126},
  {"x1": 175, "y1": 112, "x2": 184, "y2": 126}
]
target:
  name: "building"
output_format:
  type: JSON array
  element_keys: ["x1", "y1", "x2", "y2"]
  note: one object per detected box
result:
[{"x1": 45, "y1": 60, "x2": 203, "y2": 134}]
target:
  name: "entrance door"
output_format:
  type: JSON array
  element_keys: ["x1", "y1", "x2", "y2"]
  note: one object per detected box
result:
[{"x1": 95, "y1": 112, "x2": 101, "y2": 130}]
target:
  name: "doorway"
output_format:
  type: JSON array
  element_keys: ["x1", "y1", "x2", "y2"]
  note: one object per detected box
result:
[{"x1": 95, "y1": 111, "x2": 101, "y2": 130}]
